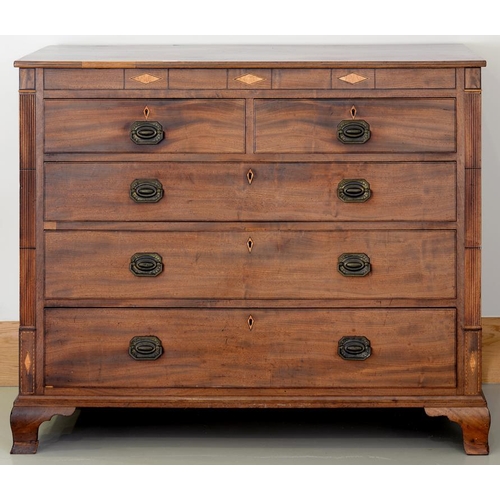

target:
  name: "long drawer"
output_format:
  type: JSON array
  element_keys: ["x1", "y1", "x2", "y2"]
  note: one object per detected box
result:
[
  {"x1": 44, "y1": 308, "x2": 457, "y2": 389},
  {"x1": 255, "y1": 99, "x2": 456, "y2": 153},
  {"x1": 44, "y1": 99, "x2": 246, "y2": 153},
  {"x1": 44, "y1": 162, "x2": 457, "y2": 222},
  {"x1": 44, "y1": 230, "x2": 456, "y2": 300}
]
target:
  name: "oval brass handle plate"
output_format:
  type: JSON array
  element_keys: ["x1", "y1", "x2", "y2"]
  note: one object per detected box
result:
[
  {"x1": 338, "y1": 336, "x2": 371, "y2": 360},
  {"x1": 338, "y1": 253, "x2": 371, "y2": 277},
  {"x1": 130, "y1": 179, "x2": 164, "y2": 203},
  {"x1": 337, "y1": 119, "x2": 371, "y2": 144},
  {"x1": 129, "y1": 336, "x2": 163, "y2": 360},
  {"x1": 130, "y1": 120, "x2": 164, "y2": 145},
  {"x1": 337, "y1": 179, "x2": 371, "y2": 203},
  {"x1": 130, "y1": 253, "x2": 163, "y2": 277}
]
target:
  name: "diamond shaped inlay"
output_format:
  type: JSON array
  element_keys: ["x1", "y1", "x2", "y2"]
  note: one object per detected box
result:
[
  {"x1": 236, "y1": 74, "x2": 265, "y2": 85},
  {"x1": 132, "y1": 73, "x2": 162, "y2": 85},
  {"x1": 339, "y1": 73, "x2": 368, "y2": 85},
  {"x1": 24, "y1": 353, "x2": 31, "y2": 372}
]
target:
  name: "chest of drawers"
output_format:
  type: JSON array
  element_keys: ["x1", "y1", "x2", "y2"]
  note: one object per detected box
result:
[{"x1": 10, "y1": 44, "x2": 490, "y2": 454}]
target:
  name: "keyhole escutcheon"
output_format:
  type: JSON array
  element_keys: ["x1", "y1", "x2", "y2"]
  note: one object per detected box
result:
[
  {"x1": 247, "y1": 237, "x2": 254, "y2": 253},
  {"x1": 247, "y1": 169, "x2": 255, "y2": 185},
  {"x1": 247, "y1": 315, "x2": 254, "y2": 330}
]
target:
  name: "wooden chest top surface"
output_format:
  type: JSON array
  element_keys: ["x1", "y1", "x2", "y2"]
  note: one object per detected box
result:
[{"x1": 14, "y1": 44, "x2": 486, "y2": 68}]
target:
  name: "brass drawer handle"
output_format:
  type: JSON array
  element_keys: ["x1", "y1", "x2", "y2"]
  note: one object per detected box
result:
[
  {"x1": 337, "y1": 119, "x2": 371, "y2": 144},
  {"x1": 129, "y1": 336, "x2": 163, "y2": 360},
  {"x1": 338, "y1": 179, "x2": 371, "y2": 203},
  {"x1": 130, "y1": 253, "x2": 163, "y2": 277},
  {"x1": 338, "y1": 336, "x2": 371, "y2": 361},
  {"x1": 338, "y1": 253, "x2": 371, "y2": 277},
  {"x1": 130, "y1": 121, "x2": 164, "y2": 145},
  {"x1": 130, "y1": 179, "x2": 164, "y2": 203}
]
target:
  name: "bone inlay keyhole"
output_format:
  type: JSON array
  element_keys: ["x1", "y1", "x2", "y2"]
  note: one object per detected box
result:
[
  {"x1": 247, "y1": 237, "x2": 254, "y2": 253},
  {"x1": 247, "y1": 169, "x2": 255, "y2": 185},
  {"x1": 143, "y1": 106, "x2": 150, "y2": 119},
  {"x1": 247, "y1": 315, "x2": 254, "y2": 330},
  {"x1": 350, "y1": 106, "x2": 357, "y2": 119}
]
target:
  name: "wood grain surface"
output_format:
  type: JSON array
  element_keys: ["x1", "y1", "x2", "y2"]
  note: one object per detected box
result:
[
  {"x1": 44, "y1": 99, "x2": 246, "y2": 153},
  {"x1": 254, "y1": 98, "x2": 456, "y2": 153},
  {"x1": 482, "y1": 318, "x2": 500, "y2": 384},
  {"x1": 4, "y1": 318, "x2": 500, "y2": 386},
  {"x1": 14, "y1": 44, "x2": 486, "y2": 69},
  {"x1": 44, "y1": 162, "x2": 457, "y2": 223},
  {"x1": 44, "y1": 308, "x2": 456, "y2": 389},
  {"x1": 0, "y1": 322, "x2": 19, "y2": 386},
  {"x1": 44, "y1": 230, "x2": 457, "y2": 300}
]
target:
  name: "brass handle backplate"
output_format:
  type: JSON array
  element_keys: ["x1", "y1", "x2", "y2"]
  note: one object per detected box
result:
[
  {"x1": 130, "y1": 253, "x2": 163, "y2": 277},
  {"x1": 130, "y1": 179, "x2": 164, "y2": 203},
  {"x1": 338, "y1": 336, "x2": 371, "y2": 361},
  {"x1": 338, "y1": 253, "x2": 371, "y2": 277},
  {"x1": 130, "y1": 121, "x2": 164, "y2": 145},
  {"x1": 129, "y1": 336, "x2": 163, "y2": 360},
  {"x1": 338, "y1": 179, "x2": 371, "y2": 203},
  {"x1": 337, "y1": 119, "x2": 371, "y2": 144}
]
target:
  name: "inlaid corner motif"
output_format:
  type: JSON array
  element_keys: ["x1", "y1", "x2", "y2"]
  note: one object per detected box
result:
[
  {"x1": 338, "y1": 73, "x2": 368, "y2": 85},
  {"x1": 131, "y1": 74, "x2": 162, "y2": 85},
  {"x1": 235, "y1": 74, "x2": 265, "y2": 85}
]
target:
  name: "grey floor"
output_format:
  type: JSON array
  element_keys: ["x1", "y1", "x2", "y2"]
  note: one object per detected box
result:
[{"x1": 0, "y1": 385, "x2": 498, "y2": 465}]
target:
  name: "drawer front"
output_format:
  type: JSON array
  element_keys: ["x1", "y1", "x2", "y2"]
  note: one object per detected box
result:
[
  {"x1": 45, "y1": 162, "x2": 456, "y2": 222},
  {"x1": 45, "y1": 230, "x2": 456, "y2": 300},
  {"x1": 44, "y1": 99, "x2": 245, "y2": 153},
  {"x1": 168, "y1": 69, "x2": 228, "y2": 89},
  {"x1": 45, "y1": 308, "x2": 456, "y2": 389},
  {"x1": 44, "y1": 69, "x2": 124, "y2": 90},
  {"x1": 255, "y1": 99, "x2": 456, "y2": 153}
]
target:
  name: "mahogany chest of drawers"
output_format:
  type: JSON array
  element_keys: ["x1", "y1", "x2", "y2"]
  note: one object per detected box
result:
[{"x1": 11, "y1": 44, "x2": 490, "y2": 454}]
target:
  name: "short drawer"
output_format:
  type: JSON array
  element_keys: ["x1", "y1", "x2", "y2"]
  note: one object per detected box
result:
[
  {"x1": 254, "y1": 99, "x2": 456, "y2": 153},
  {"x1": 44, "y1": 162, "x2": 457, "y2": 222},
  {"x1": 45, "y1": 230, "x2": 456, "y2": 300},
  {"x1": 44, "y1": 69, "x2": 124, "y2": 90},
  {"x1": 45, "y1": 308, "x2": 457, "y2": 389},
  {"x1": 44, "y1": 99, "x2": 245, "y2": 153}
]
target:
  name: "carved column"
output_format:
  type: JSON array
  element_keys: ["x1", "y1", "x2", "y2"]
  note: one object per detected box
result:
[
  {"x1": 463, "y1": 68, "x2": 482, "y2": 396},
  {"x1": 19, "y1": 69, "x2": 37, "y2": 395}
]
